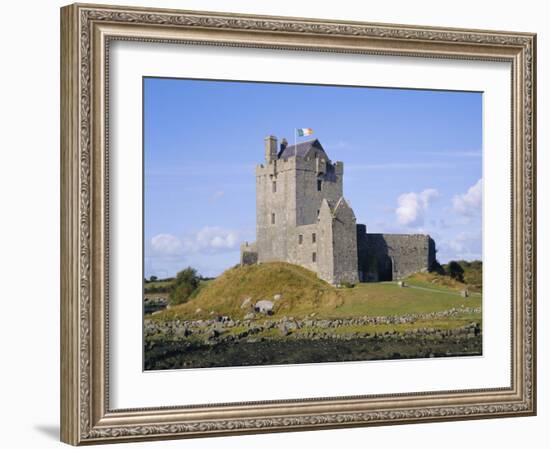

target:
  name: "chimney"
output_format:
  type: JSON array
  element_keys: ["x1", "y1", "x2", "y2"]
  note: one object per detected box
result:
[
  {"x1": 280, "y1": 138, "x2": 288, "y2": 153},
  {"x1": 265, "y1": 135, "x2": 277, "y2": 163}
]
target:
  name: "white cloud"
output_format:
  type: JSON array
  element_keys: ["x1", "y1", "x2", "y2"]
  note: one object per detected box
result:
[
  {"x1": 150, "y1": 233, "x2": 183, "y2": 255},
  {"x1": 439, "y1": 231, "x2": 482, "y2": 261},
  {"x1": 151, "y1": 226, "x2": 240, "y2": 257},
  {"x1": 453, "y1": 178, "x2": 482, "y2": 216},
  {"x1": 191, "y1": 226, "x2": 239, "y2": 252},
  {"x1": 395, "y1": 188, "x2": 439, "y2": 227}
]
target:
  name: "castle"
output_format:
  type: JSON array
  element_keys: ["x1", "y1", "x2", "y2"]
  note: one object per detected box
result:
[{"x1": 240, "y1": 136, "x2": 436, "y2": 285}]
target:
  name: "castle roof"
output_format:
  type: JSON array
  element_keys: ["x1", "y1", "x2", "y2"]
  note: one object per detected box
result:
[{"x1": 277, "y1": 139, "x2": 326, "y2": 160}]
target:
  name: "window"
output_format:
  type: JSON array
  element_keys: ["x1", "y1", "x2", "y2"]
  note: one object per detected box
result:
[
  {"x1": 271, "y1": 213, "x2": 275, "y2": 224},
  {"x1": 312, "y1": 233, "x2": 316, "y2": 243},
  {"x1": 272, "y1": 180, "x2": 277, "y2": 193},
  {"x1": 317, "y1": 209, "x2": 320, "y2": 218},
  {"x1": 312, "y1": 252, "x2": 317, "y2": 263},
  {"x1": 317, "y1": 179, "x2": 322, "y2": 191},
  {"x1": 298, "y1": 234, "x2": 303, "y2": 245}
]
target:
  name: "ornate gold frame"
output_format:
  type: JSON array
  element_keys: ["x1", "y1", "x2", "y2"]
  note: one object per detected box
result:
[{"x1": 60, "y1": 3, "x2": 536, "y2": 445}]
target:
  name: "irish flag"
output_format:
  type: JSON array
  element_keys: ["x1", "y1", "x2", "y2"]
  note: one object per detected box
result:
[{"x1": 296, "y1": 128, "x2": 314, "y2": 137}]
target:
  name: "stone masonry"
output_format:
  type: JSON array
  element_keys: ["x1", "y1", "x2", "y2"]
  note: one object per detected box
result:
[{"x1": 240, "y1": 136, "x2": 436, "y2": 284}]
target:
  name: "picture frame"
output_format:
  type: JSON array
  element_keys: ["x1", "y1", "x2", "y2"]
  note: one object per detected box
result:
[{"x1": 60, "y1": 2, "x2": 536, "y2": 445}]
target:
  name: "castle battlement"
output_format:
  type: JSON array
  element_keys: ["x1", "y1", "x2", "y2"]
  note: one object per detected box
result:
[{"x1": 241, "y1": 135, "x2": 436, "y2": 285}]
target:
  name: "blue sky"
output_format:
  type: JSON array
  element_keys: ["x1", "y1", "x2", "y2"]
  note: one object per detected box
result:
[{"x1": 144, "y1": 77, "x2": 482, "y2": 279}]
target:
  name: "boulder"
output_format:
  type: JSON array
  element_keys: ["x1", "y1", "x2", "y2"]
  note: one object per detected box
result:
[
  {"x1": 254, "y1": 300, "x2": 274, "y2": 315},
  {"x1": 278, "y1": 323, "x2": 291, "y2": 336}
]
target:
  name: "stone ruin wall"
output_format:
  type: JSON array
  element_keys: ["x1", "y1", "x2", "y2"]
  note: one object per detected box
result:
[
  {"x1": 240, "y1": 241, "x2": 258, "y2": 266},
  {"x1": 357, "y1": 227, "x2": 435, "y2": 281},
  {"x1": 330, "y1": 201, "x2": 359, "y2": 285}
]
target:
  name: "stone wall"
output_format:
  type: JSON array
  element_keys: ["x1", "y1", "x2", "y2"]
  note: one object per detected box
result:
[
  {"x1": 330, "y1": 199, "x2": 359, "y2": 284},
  {"x1": 357, "y1": 227, "x2": 435, "y2": 281},
  {"x1": 294, "y1": 156, "x2": 343, "y2": 226},
  {"x1": 316, "y1": 200, "x2": 335, "y2": 283},
  {"x1": 255, "y1": 157, "x2": 296, "y2": 262},
  {"x1": 240, "y1": 241, "x2": 258, "y2": 265},
  {"x1": 286, "y1": 223, "x2": 319, "y2": 272}
]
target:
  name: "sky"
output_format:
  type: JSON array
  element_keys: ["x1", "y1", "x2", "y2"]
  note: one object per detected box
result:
[{"x1": 144, "y1": 77, "x2": 483, "y2": 279}]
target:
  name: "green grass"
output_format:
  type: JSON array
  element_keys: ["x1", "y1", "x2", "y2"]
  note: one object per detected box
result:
[
  {"x1": 155, "y1": 262, "x2": 340, "y2": 320},
  {"x1": 145, "y1": 280, "x2": 173, "y2": 289},
  {"x1": 331, "y1": 282, "x2": 480, "y2": 318},
  {"x1": 153, "y1": 262, "x2": 482, "y2": 321},
  {"x1": 187, "y1": 279, "x2": 214, "y2": 300},
  {"x1": 441, "y1": 260, "x2": 483, "y2": 292}
]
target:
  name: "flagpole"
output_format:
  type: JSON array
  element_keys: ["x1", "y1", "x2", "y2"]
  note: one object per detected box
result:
[{"x1": 294, "y1": 128, "x2": 297, "y2": 151}]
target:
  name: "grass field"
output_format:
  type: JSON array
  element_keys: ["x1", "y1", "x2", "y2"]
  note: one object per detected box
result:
[
  {"x1": 144, "y1": 279, "x2": 172, "y2": 289},
  {"x1": 145, "y1": 263, "x2": 482, "y2": 369},
  {"x1": 152, "y1": 262, "x2": 481, "y2": 323}
]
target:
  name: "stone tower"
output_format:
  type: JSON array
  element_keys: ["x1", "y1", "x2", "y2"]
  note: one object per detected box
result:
[
  {"x1": 242, "y1": 136, "x2": 358, "y2": 284},
  {"x1": 240, "y1": 135, "x2": 436, "y2": 284}
]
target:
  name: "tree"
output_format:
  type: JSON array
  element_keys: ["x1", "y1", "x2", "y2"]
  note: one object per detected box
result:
[
  {"x1": 447, "y1": 261, "x2": 465, "y2": 282},
  {"x1": 149, "y1": 275, "x2": 158, "y2": 282},
  {"x1": 429, "y1": 259, "x2": 445, "y2": 275},
  {"x1": 169, "y1": 267, "x2": 201, "y2": 305}
]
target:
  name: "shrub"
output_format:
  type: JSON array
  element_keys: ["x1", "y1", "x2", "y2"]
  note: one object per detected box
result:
[
  {"x1": 446, "y1": 261, "x2": 465, "y2": 283},
  {"x1": 429, "y1": 259, "x2": 446, "y2": 275},
  {"x1": 169, "y1": 267, "x2": 201, "y2": 305}
]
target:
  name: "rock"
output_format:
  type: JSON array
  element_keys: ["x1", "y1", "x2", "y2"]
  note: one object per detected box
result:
[
  {"x1": 285, "y1": 321, "x2": 298, "y2": 330},
  {"x1": 273, "y1": 294, "x2": 282, "y2": 301},
  {"x1": 244, "y1": 312, "x2": 255, "y2": 320},
  {"x1": 397, "y1": 281, "x2": 407, "y2": 288},
  {"x1": 461, "y1": 289, "x2": 469, "y2": 298},
  {"x1": 207, "y1": 328, "x2": 221, "y2": 340},
  {"x1": 240, "y1": 297, "x2": 252, "y2": 309},
  {"x1": 195, "y1": 308, "x2": 202, "y2": 314},
  {"x1": 254, "y1": 300, "x2": 274, "y2": 314},
  {"x1": 278, "y1": 323, "x2": 291, "y2": 336}
]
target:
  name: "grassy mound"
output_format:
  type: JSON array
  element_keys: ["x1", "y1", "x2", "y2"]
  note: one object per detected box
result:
[
  {"x1": 155, "y1": 262, "x2": 341, "y2": 320},
  {"x1": 151, "y1": 262, "x2": 482, "y2": 322}
]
